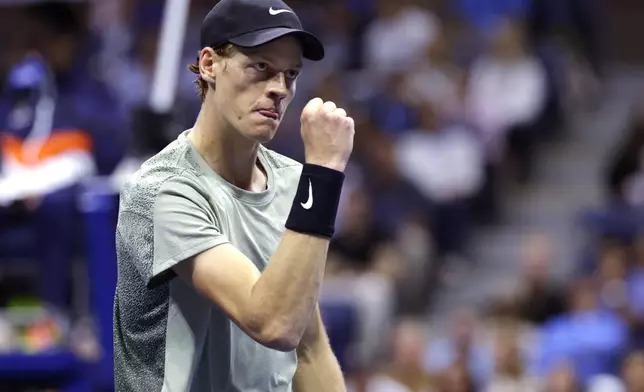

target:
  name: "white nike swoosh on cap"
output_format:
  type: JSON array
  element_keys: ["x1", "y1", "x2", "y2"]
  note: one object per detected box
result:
[
  {"x1": 269, "y1": 7, "x2": 293, "y2": 15},
  {"x1": 301, "y1": 179, "x2": 313, "y2": 210}
]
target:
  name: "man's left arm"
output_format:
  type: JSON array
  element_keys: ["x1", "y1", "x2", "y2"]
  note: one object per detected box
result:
[{"x1": 293, "y1": 305, "x2": 346, "y2": 392}]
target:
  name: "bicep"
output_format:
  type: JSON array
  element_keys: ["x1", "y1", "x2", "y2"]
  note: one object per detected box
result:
[{"x1": 173, "y1": 243, "x2": 262, "y2": 333}]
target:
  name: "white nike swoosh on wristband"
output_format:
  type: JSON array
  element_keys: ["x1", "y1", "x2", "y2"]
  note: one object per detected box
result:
[
  {"x1": 301, "y1": 179, "x2": 313, "y2": 210},
  {"x1": 269, "y1": 7, "x2": 293, "y2": 15}
]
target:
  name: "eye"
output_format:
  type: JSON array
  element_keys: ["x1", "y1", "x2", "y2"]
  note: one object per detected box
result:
[
  {"x1": 285, "y1": 69, "x2": 300, "y2": 80},
  {"x1": 252, "y1": 62, "x2": 268, "y2": 72}
]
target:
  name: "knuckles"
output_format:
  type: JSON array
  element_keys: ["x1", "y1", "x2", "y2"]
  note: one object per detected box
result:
[{"x1": 301, "y1": 100, "x2": 354, "y2": 132}]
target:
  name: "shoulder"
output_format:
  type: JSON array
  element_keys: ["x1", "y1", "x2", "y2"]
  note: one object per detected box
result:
[
  {"x1": 261, "y1": 146, "x2": 303, "y2": 191},
  {"x1": 119, "y1": 140, "x2": 205, "y2": 219}
]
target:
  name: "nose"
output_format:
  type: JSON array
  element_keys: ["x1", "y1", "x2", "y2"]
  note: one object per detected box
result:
[{"x1": 266, "y1": 73, "x2": 288, "y2": 103}]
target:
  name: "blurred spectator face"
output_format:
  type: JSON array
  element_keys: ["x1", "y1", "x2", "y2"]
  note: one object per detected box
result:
[
  {"x1": 487, "y1": 295, "x2": 519, "y2": 320},
  {"x1": 568, "y1": 279, "x2": 598, "y2": 313},
  {"x1": 521, "y1": 234, "x2": 553, "y2": 286},
  {"x1": 387, "y1": 72, "x2": 414, "y2": 102},
  {"x1": 545, "y1": 364, "x2": 579, "y2": 392},
  {"x1": 366, "y1": 134, "x2": 399, "y2": 183},
  {"x1": 451, "y1": 308, "x2": 477, "y2": 351},
  {"x1": 489, "y1": 19, "x2": 527, "y2": 60},
  {"x1": 493, "y1": 328, "x2": 522, "y2": 377},
  {"x1": 622, "y1": 351, "x2": 644, "y2": 392},
  {"x1": 204, "y1": 36, "x2": 302, "y2": 143},
  {"x1": 419, "y1": 102, "x2": 439, "y2": 131},
  {"x1": 597, "y1": 245, "x2": 628, "y2": 282},
  {"x1": 440, "y1": 362, "x2": 474, "y2": 392},
  {"x1": 391, "y1": 319, "x2": 427, "y2": 368},
  {"x1": 634, "y1": 236, "x2": 644, "y2": 267},
  {"x1": 341, "y1": 186, "x2": 372, "y2": 235}
]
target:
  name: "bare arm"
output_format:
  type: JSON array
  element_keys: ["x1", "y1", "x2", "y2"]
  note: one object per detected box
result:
[
  {"x1": 174, "y1": 230, "x2": 329, "y2": 351},
  {"x1": 293, "y1": 305, "x2": 346, "y2": 392}
]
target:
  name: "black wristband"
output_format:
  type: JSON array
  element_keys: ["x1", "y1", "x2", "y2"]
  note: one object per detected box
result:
[{"x1": 285, "y1": 164, "x2": 345, "y2": 238}]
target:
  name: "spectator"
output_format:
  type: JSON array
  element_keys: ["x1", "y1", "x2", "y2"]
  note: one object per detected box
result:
[
  {"x1": 629, "y1": 235, "x2": 644, "y2": 348},
  {"x1": 484, "y1": 326, "x2": 541, "y2": 392},
  {"x1": 544, "y1": 363, "x2": 582, "y2": 392},
  {"x1": 587, "y1": 374, "x2": 626, "y2": 392},
  {"x1": 466, "y1": 18, "x2": 547, "y2": 182},
  {"x1": 404, "y1": 30, "x2": 466, "y2": 119},
  {"x1": 328, "y1": 185, "x2": 401, "y2": 280},
  {"x1": 606, "y1": 108, "x2": 644, "y2": 206},
  {"x1": 366, "y1": 319, "x2": 436, "y2": 392},
  {"x1": 295, "y1": 1, "x2": 356, "y2": 90},
  {"x1": 363, "y1": 0, "x2": 441, "y2": 77},
  {"x1": 369, "y1": 72, "x2": 420, "y2": 136},
  {"x1": 436, "y1": 361, "x2": 477, "y2": 392},
  {"x1": 595, "y1": 242, "x2": 630, "y2": 311},
  {"x1": 515, "y1": 233, "x2": 567, "y2": 325},
  {"x1": 322, "y1": 184, "x2": 398, "y2": 371},
  {"x1": 360, "y1": 132, "x2": 432, "y2": 238},
  {"x1": 622, "y1": 349, "x2": 644, "y2": 392},
  {"x1": 395, "y1": 100, "x2": 484, "y2": 258},
  {"x1": 593, "y1": 240, "x2": 644, "y2": 350},
  {"x1": 538, "y1": 278, "x2": 628, "y2": 386},
  {"x1": 451, "y1": 0, "x2": 530, "y2": 36},
  {"x1": 424, "y1": 308, "x2": 493, "y2": 387},
  {"x1": 104, "y1": 2, "x2": 162, "y2": 113}
]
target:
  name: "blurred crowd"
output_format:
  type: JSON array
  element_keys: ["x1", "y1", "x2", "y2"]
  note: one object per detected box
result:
[{"x1": 0, "y1": 0, "x2": 643, "y2": 391}]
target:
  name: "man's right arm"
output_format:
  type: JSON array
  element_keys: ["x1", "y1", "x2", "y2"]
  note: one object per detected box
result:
[{"x1": 174, "y1": 230, "x2": 329, "y2": 352}]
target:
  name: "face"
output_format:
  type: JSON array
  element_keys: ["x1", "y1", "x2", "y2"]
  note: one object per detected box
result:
[
  {"x1": 490, "y1": 19, "x2": 526, "y2": 60},
  {"x1": 343, "y1": 187, "x2": 371, "y2": 232},
  {"x1": 634, "y1": 236, "x2": 644, "y2": 266},
  {"x1": 522, "y1": 234, "x2": 552, "y2": 284},
  {"x1": 199, "y1": 36, "x2": 303, "y2": 143},
  {"x1": 493, "y1": 329, "x2": 521, "y2": 375},
  {"x1": 391, "y1": 321, "x2": 427, "y2": 367},
  {"x1": 597, "y1": 246, "x2": 627, "y2": 281},
  {"x1": 451, "y1": 308, "x2": 476, "y2": 347},
  {"x1": 546, "y1": 364, "x2": 578, "y2": 392},
  {"x1": 623, "y1": 351, "x2": 644, "y2": 390},
  {"x1": 569, "y1": 279, "x2": 598, "y2": 312},
  {"x1": 441, "y1": 362, "x2": 473, "y2": 392}
]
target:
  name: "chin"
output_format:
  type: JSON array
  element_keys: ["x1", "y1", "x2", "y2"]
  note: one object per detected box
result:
[{"x1": 243, "y1": 123, "x2": 279, "y2": 144}]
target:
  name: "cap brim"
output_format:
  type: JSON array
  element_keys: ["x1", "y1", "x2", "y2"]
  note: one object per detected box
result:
[{"x1": 229, "y1": 27, "x2": 324, "y2": 61}]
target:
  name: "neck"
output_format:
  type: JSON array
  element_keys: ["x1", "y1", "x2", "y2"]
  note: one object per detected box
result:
[{"x1": 190, "y1": 102, "x2": 264, "y2": 192}]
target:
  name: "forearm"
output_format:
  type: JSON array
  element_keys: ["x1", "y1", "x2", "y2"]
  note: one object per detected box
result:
[
  {"x1": 294, "y1": 307, "x2": 345, "y2": 392},
  {"x1": 249, "y1": 230, "x2": 330, "y2": 348}
]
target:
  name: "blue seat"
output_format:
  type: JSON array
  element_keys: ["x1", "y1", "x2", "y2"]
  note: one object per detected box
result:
[{"x1": 0, "y1": 221, "x2": 34, "y2": 260}]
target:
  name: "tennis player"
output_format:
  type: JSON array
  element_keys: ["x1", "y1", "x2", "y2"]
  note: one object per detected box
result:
[{"x1": 113, "y1": 0, "x2": 353, "y2": 391}]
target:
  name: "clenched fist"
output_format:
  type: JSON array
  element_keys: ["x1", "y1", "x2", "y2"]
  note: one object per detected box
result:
[{"x1": 300, "y1": 98, "x2": 355, "y2": 172}]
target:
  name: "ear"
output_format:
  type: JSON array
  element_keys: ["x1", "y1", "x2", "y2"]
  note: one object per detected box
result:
[{"x1": 199, "y1": 47, "x2": 217, "y2": 85}]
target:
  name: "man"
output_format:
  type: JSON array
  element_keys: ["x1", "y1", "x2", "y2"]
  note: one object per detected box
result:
[{"x1": 113, "y1": 0, "x2": 354, "y2": 391}]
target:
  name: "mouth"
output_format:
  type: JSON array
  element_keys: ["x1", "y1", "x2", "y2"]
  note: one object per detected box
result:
[{"x1": 256, "y1": 109, "x2": 280, "y2": 120}]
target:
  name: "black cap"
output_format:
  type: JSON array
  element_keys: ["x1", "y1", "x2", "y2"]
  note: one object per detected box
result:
[{"x1": 200, "y1": 0, "x2": 324, "y2": 61}]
